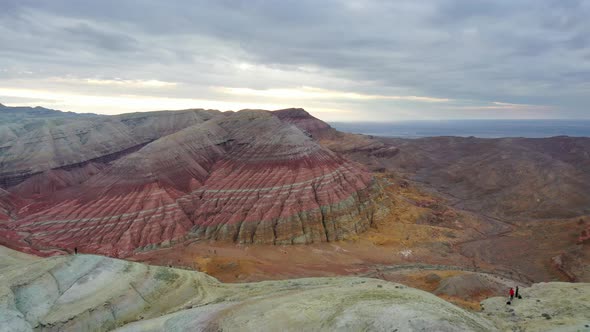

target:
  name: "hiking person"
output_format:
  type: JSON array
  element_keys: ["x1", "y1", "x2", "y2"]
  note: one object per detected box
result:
[
  {"x1": 506, "y1": 287, "x2": 515, "y2": 305},
  {"x1": 515, "y1": 286, "x2": 521, "y2": 299},
  {"x1": 74, "y1": 247, "x2": 78, "y2": 255}
]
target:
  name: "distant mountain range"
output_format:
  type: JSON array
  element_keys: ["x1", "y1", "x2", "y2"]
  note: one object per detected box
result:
[{"x1": 331, "y1": 120, "x2": 590, "y2": 138}]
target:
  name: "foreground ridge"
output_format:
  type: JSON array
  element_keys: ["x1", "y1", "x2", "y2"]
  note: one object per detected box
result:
[
  {"x1": 0, "y1": 247, "x2": 494, "y2": 331},
  {"x1": 2, "y1": 246, "x2": 589, "y2": 332}
]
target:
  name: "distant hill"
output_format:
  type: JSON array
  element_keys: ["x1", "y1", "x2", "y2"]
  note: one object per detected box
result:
[{"x1": 0, "y1": 103, "x2": 98, "y2": 123}]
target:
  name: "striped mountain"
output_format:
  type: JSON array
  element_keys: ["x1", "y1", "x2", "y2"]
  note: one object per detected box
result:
[{"x1": 0, "y1": 106, "x2": 375, "y2": 257}]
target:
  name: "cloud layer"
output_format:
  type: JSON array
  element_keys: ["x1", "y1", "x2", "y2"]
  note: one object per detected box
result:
[{"x1": 1, "y1": 0, "x2": 589, "y2": 120}]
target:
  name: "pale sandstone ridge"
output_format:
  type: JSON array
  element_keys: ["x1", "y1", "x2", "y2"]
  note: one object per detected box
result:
[
  {"x1": 3, "y1": 247, "x2": 589, "y2": 332},
  {"x1": 481, "y1": 282, "x2": 590, "y2": 331},
  {"x1": 1, "y1": 107, "x2": 375, "y2": 257},
  {"x1": 0, "y1": 246, "x2": 497, "y2": 332}
]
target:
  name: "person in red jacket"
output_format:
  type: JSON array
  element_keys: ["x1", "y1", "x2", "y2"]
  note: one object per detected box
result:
[{"x1": 509, "y1": 287, "x2": 515, "y2": 300}]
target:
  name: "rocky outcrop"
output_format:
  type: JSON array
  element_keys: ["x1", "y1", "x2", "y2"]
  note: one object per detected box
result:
[
  {"x1": 0, "y1": 247, "x2": 498, "y2": 332},
  {"x1": 0, "y1": 247, "x2": 223, "y2": 331},
  {"x1": 4, "y1": 109, "x2": 375, "y2": 256},
  {"x1": 434, "y1": 273, "x2": 524, "y2": 300},
  {"x1": 481, "y1": 282, "x2": 590, "y2": 331},
  {"x1": 551, "y1": 253, "x2": 580, "y2": 282}
]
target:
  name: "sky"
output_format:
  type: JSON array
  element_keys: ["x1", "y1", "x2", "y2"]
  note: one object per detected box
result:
[{"x1": 1, "y1": 0, "x2": 589, "y2": 121}]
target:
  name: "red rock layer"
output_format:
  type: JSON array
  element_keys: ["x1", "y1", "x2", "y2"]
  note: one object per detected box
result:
[
  {"x1": 11, "y1": 122, "x2": 230, "y2": 256},
  {"x1": 15, "y1": 183, "x2": 193, "y2": 257},
  {"x1": 181, "y1": 111, "x2": 374, "y2": 244},
  {"x1": 5, "y1": 110, "x2": 375, "y2": 256},
  {"x1": 0, "y1": 189, "x2": 32, "y2": 253}
]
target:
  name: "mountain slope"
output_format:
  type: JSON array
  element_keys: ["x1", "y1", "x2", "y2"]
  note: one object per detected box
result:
[
  {"x1": 323, "y1": 133, "x2": 590, "y2": 220},
  {"x1": 0, "y1": 106, "x2": 222, "y2": 190},
  {"x1": 181, "y1": 110, "x2": 373, "y2": 245},
  {"x1": 3, "y1": 108, "x2": 375, "y2": 257},
  {"x1": 0, "y1": 188, "x2": 20, "y2": 222}
]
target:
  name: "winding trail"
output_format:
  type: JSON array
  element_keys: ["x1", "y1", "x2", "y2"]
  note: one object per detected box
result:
[{"x1": 407, "y1": 178, "x2": 536, "y2": 284}]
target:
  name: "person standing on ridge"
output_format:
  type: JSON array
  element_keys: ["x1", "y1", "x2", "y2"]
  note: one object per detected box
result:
[
  {"x1": 515, "y1": 286, "x2": 520, "y2": 299},
  {"x1": 509, "y1": 287, "x2": 515, "y2": 300}
]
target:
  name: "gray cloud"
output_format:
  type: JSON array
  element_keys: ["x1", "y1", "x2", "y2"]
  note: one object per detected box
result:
[
  {"x1": 61, "y1": 23, "x2": 139, "y2": 52},
  {"x1": 0, "y1": 0, "x2": 589, "y2": 120}
]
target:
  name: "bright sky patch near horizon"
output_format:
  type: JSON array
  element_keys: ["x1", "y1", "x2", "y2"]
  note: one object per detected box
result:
[{"x1": 1, "y1": 0, "x2": 589, "y2": 121}]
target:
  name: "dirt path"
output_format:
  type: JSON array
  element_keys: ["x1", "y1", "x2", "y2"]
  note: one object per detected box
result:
[{"x1": 405, "y1": 179, "x2": 561, "y2": 284}]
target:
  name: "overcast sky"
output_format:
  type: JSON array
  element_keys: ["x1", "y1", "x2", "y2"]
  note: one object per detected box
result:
[{"x1": 1, "y1": 0, "x2": 589, "y2": 121}]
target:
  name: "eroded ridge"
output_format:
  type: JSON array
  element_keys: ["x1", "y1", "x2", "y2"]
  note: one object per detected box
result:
[{"x1": 5, "y1": 109, "x2": 375, "y2": 256}]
